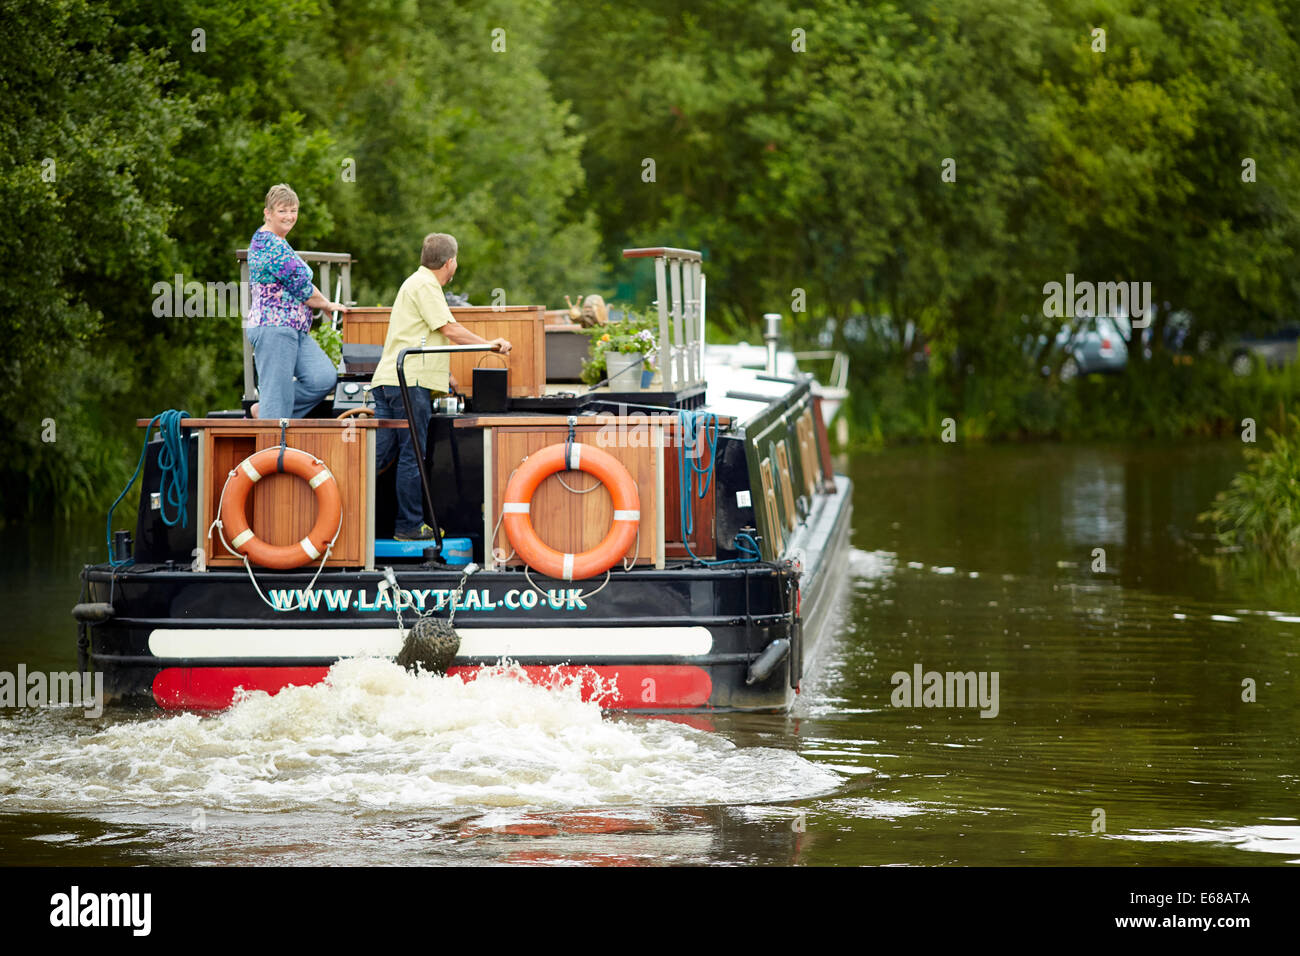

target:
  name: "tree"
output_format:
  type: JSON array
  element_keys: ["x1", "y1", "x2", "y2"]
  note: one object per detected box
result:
[
  {"x1": 0, "y1": 0, "x2": 195, "y2": 514},
  {"x1": 294, "y1": 0, "x2": 602, "y2": 305}
]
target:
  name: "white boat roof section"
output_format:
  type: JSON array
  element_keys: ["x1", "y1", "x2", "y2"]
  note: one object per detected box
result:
[
  {"x1": 705, "y1": 343, "x2": 801, "y2": 377},
  {"x1": 702, "y1": 348, "x2": 808, "y2": 427}
]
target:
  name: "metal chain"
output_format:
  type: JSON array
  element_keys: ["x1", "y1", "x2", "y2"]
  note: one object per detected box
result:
[
  {"x1": 383, "y1": 561, "x2": 479, "y2": 634},
  {"x1": 446, "y1": 562, "x2": 479, "y2": 627}
]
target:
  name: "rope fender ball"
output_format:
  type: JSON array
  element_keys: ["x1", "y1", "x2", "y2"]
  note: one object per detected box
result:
[
  {"x1": 219, "y1": 446, "x2": 342, "y2": 570},
  {"x1": 502, "y1": 442, "x2": 640, "y2": 581}
]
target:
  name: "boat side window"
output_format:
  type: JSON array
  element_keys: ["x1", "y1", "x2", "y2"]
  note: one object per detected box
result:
[
  {"x1": 774, "y1": 440, "x2": 798, "y2": 531},
  {"x1": 759, "y1": 457, "x2": 784, "y2": 557},
  {"x1": 797, "y1": 409, "x2": 819, "y2": 498}
]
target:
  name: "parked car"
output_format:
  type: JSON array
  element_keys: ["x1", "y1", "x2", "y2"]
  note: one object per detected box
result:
[
  {"x1": 1052, "y1": 314, "x2": 1131, "y2": 380},
  {"x1": 1229, "y1": 324, "x2": 1300, "y2": 376}
]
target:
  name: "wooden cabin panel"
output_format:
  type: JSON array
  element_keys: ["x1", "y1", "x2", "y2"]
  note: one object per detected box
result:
[
  {"x1": 449, "y1": 308, "x2": 546, "y2": 398},
  {"x1": 342, "y1": 305, "x2": 546, "y2": 397},
  {"x1": 203, "y1": 425, "x2": 368, "y2": 568},
  {"x1": 489, "y1": 425, "x2": 659, "y2": 568},
  {"x1": 342, "y1": 307, "x2": 391, "y2": 346},
  {"x1": 662, "y1": 420, "x2": 716, "y2": 559}
]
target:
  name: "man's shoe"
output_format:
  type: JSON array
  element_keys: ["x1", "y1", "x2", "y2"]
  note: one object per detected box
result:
[{"x1": 393, "y1": 524, "x2": 437, "y2": 541}]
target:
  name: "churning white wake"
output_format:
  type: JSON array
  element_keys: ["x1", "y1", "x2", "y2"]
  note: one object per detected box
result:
[{"x1": 0, "y1": 658, "x2": 841, "y2": 812}]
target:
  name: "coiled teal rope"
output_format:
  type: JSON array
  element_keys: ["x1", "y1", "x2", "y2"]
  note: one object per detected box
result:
[
  {"x1": 106, "y1": 409, "x2": 190, "y2": 566},
  {"x1": 677, "y1": 410, "x2": 759, "y2": 564}
]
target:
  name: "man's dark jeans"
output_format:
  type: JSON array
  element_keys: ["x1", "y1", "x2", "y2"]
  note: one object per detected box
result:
[{"x1": 372, "y1": 384, "x2": 435, "y2": 535}]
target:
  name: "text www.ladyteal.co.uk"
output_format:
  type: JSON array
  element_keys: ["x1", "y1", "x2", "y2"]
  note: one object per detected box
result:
[{"x1": 268, "y1": 587, "x2": 590, "y2": 613}]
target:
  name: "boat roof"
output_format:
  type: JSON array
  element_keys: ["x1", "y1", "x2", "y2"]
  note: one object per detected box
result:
[{"x1": 702, "y1": 347, "x2": 812, "y2": 427}]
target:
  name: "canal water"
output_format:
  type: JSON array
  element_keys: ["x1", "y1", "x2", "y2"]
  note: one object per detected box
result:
[{"x1": 1, "y1": 440, "x2": 1296, "y2": 865}]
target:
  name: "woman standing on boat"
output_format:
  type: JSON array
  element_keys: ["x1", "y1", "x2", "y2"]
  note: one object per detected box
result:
[{"x1": 245, "y1": 183, "x2": 349, "y2": 419}]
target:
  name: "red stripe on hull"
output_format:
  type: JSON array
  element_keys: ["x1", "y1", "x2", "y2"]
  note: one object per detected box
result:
[
  {"x1": 153, "y1": 667, "x2": 331, "y2": 710},
  {"x1": 447, "y1": 665, "x2": 713, "y2": 709},
  {"x1": 151, "y1": 664, "x2": 713, "y2": 710}
]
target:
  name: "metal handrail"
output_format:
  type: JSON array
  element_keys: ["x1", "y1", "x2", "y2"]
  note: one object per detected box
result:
[
  {"x1": 394, "y1": 344, "x2": 498, "y2": 551},
  {"x1": 792, "y1": 350, "x2": 850, "y2": 391}
]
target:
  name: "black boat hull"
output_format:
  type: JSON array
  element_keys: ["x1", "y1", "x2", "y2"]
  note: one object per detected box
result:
[{"x1": 81, "y1": 481, "x2": 852, "y2": 713}]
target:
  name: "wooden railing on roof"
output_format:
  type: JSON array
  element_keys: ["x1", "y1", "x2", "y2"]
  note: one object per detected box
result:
[{"x1": 622, "y1": 247, "x2": 706, "y2": 392}]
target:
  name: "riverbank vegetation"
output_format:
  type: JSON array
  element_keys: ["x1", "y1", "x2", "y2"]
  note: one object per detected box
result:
[
  {"x1": 3, "y1": 0, "x2": 1298, "y2": 519},
  {"x1": 1201, "y1": 416, "x2": 1300, "y2": 565},
  {"x1": 844, "y1": 351, "x2": 1300, "y2": 447}
]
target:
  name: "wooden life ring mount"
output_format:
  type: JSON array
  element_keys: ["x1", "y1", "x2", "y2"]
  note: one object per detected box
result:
[
  {"x1": 219, "y1": 446, "x2": 342, "y2": 569},
  {"x1": 502, "y1": 442, "x2": 639, "y2": 580}
]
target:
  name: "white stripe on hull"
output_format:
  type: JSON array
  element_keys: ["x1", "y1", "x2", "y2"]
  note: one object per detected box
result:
[{"x1": 147, "y1": 626, "x2": 713, "y2": 660}]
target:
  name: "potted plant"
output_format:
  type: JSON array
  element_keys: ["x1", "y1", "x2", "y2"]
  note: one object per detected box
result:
[{"x1": 581, "y1": 312, "x2": 659, "y2": 389}]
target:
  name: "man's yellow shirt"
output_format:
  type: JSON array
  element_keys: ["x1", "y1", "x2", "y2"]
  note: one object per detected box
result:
[{"x1": 371, "y1": 265, "x2": 453, "y2": 393}]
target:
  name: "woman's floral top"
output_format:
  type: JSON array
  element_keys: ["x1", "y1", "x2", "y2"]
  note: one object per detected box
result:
[{"x1": 245, "y1": 227, "x2": 314, "y2": 330}]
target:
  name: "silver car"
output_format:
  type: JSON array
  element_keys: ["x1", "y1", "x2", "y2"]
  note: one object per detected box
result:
[{"x1": 1055, "y1": 314, "x2": 1130, "y2": 379}]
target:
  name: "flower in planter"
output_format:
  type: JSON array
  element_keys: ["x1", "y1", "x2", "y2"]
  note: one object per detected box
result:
[{"x1": 581, "y1": 308, "x2": 661, "y2": 372}]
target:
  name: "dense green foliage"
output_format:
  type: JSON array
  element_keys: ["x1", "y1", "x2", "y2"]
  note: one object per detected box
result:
[
  {"x1": 0, "y1": 0, "x2": 598, "y2": 516},
  {"x1": 1202, "y1": 416, "x2": 1300, "y2": 564},
  {"x1": 549, "y1": 0, "x2": 1300, "y2": 373},
  {"x1": 2, "y1": 0, "x2": 1298, "y2": 521}
]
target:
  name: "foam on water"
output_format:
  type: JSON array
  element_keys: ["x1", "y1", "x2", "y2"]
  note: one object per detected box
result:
[
  {"x1": 1111, "y1": 824, "x2": 1300, "y2": 862},
  {"x1": 0, "y1": 658, "x2": 842, "y2": 813}
]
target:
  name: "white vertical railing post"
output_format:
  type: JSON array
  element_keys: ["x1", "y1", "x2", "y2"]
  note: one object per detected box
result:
[
  {"x1": 318, "y1": 262, "x2": 332, "y2": 308},
  {"x1": 696, "y1": 269, "x2": 706, "y2": 381},
  {"x1": 688, "y1": 260, "x2": 701, "y2": 381},
  {"x1": 654, "y1": 255, "x2": 671, "y2": 391},
  {"x1": 241, "y1": 257, "x2": 255, "y2": 402},
  {"x1": 670, "y1": 258, "x2": 685, "y2": 386},
  {"x1": 686, "y1": 260, "x2": 696, "y2": 382}
]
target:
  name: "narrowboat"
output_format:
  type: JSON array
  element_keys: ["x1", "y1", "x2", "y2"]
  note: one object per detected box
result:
[{"x1": 75, "y1": 247, "x2": 853, "y2": 712}]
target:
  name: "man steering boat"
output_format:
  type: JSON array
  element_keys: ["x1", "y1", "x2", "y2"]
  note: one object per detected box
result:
[{"x1": 370, "y1": 232, "x2": 511, "y2": 541}]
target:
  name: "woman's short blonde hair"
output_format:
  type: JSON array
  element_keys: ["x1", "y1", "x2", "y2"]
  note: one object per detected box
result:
[{"x1": 264, "y1": 183, "x2": 299, "y2": 211}]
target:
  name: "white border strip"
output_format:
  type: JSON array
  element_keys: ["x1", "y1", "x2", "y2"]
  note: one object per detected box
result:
[{"x1": 148, "y1": 627, "x2": 713, "y2": 659}]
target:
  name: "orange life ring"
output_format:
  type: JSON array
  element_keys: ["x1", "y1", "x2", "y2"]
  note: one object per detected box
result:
[
  {"x1": 219, "y1": 446, "x2": 342, "y2": 569},
  {"x1": 502, "y1": 442, "x2": 640, "y2": 580}
]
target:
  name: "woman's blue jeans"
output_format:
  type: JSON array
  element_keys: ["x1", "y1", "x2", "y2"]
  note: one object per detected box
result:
[{"x1": 248, "y1": 325, "x2": 337, "y2": 419}]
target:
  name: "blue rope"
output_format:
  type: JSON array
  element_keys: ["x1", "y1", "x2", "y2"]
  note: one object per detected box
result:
[
  {"x1": 732, "y1": 531, "x2": 763, "y2": 562},
  {"x1": 677, "y1": 410, "x2": 759, "y2": 565},
  {"x1": 678, "y1": 410, "x2": 717, "y2": 540},
  {"x1": 106, "y1": 409, "x2": 190, "y2": 567}
]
